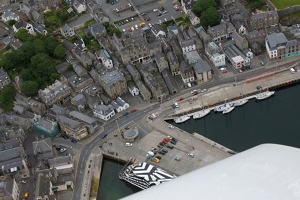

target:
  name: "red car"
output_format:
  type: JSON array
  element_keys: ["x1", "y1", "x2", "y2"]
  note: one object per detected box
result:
[
  {"x1": 222, "y1": 70, "x2": 228, "y2": 74},
  {"x1": 130, "y1": 108, "x2": 137, "y2": 113},
  {"x1": 178, "y1": 97, "x2": 184, "y2": 101},
  {"x1": 28, "y1": 163, "x2": 32, "y2": 168},
  {"x1": 162, "y1": 140, "x2": 168, "y2": 144},
  {"x1": 163, "y1": 137, "x2": 170, "y2": 142},
  {"x1": 145, "y1": 17, "x2": 151, "y2": 21}
]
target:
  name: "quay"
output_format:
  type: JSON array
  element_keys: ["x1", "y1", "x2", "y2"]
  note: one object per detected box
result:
[
  {"x1": 163, "y1": 65, "x2": 300, "y2": 121},
  {"x1": 83, "y1": 64, "x2": 300, "y2": 199}
]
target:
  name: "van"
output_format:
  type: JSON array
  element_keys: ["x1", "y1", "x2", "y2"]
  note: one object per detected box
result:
[{"x1": 290, "y1": 67, "x2": 296, "y2": 74}]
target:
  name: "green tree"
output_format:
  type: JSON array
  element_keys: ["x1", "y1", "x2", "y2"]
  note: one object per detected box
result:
[
  {"x1": 20, "y1": 69, "x2": 33, "y2": 81},
  {"x1": 200, "y1": 7, "x2": 220, "y2": 29},
  {"x1": 0, "y1": 52, "x2": 17, "y2": 70},
  {"x1": 7, "y1": 19, "x2": 16, "y2": 26},
  {"x1": 54, "y1": 44, "x2": 66, "y2": 59},
  {"x1": 32, "y1": 38, "x2": 46, "y2": 54},
  {"x1": 44, "y1": 36, "x2": 60, "y2": 55},
  {"x1": 0, "y1": 85, "x2": 15, "y2": 111},
  {"x1": 15, "y1": 29, "x2": 33, "y2": 42},
  {"x1": 21, "y1": 81, "x2": 39, "y2": 96},
  {"x1": 50, "y1": 73, "x2": 60, "y2": 83},
  {"x1": 192, "y1": 0, "x2": 217, "y2": 16}
]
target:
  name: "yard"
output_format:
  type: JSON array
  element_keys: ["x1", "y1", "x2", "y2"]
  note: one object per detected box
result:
[{"x1": 270, "y1": 0, "x2": 300, "y2": 9}]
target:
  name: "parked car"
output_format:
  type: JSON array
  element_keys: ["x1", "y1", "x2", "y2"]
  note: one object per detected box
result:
[
  {"x1": 130, "y1": 108, "x2": 137, "y2": 113},
  {"x1": 161, "y1": 149, "x2": 168, "y2": 153},
  {"x1": 60, "y1": 148, "x2": 67, "y2": 153},
  {"x1": 159, "y1": 142, "x2": 165, "y2": 146},
  {"x1": 170, "y1": 140, "x2": 176, "y2": 145},
  {"x1": 178, "y1": 97, "x2": 184, "y2": 101},
  {"x1": 55, "y1": 146, "x2": 62, "y2": 150},
  {"x1": 27, "y1": 163, "x2": 32, "y2": 168},
  {"x1": 145, "y1": 17, "x2": 151, "y2": 21},
  {"x1": 172, "y1": 137, "x2": 178, "y2": 142},
  {"x1": 24, "y1": 192, "x2": 29, "y2": 199},
  {"x1": 188, "y1": 153, "x2": 195, "y2": 158},
  {"x1": 175, "y1": 157, "x2": 180, "y2": 161},
  {"x1": 125, "y1": 143, "x2": 133, "y2": 147},
  {"x1": 162, "y1": 10, "x2": 168, "y2": 14},
  {"x1": 71, "y1": 139, "x2": 78, "y2": 144},
  {"x1": 200, "y1": 89, "x2": 207, "y2": 93},
  {"x1": 166, "y1": 144, "x2": 174, "y2": 149},
  {"x1": 157, "y1": 13, "x2": 162, "y2": 16},
  {"x1": 61, "y1": 134, "x2": 69, "y2": 139},
  {"x1": 159, "y1": 7, "x2": 164, "y2": 11},
  {"x1": 290, "y1": 67, "x2": 297, "y2": 74},
  {"x1": 21, "y1": 180, "x2": 26, "y2": 184},
  {"x1": 153, "y1": 8, "x2": 158, "y2": 12},
  {"x1": 191, "y1": 90, "x2": 198, "y2": 95},
  {"x1": 153, "y1": 157, "x2": 160, "y2": 163},
  {"x1": 168, "y1": 124, "x2": 175, "y2": 129},
  {"x1": 157, "y1": 144, "x2": 163, "y2": 148},
  {"x1": 158, "y1": 151, "x2": 165, "y2": 155},
  {"x1": 260, "y1": 61, "x2": 265, "y2": 66}
]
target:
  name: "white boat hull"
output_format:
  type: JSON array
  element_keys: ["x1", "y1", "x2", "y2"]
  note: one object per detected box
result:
[
  {"x1": 174, "y1": 116, "x2": 190, "y2": 123},
  {"x1": 214, "y1": 103, "x2": 233, "y2": 112},
  {"x1": 234, "y1": 99, "x2": 248, "y2": 106},
  {"x1": 223, "y1": 106, "x2": 235, "y2": 114},
  {"x1": 193, "y1": 109, "x2": 211, "y2": 119},
  {"x1": 256, "y1": 91, "x2": 275, "y2": 100}
]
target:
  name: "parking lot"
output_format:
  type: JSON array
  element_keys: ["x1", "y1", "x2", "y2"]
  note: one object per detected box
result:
[{"x1": 100, "y1": 0, "x2": 184, "y2": 33}]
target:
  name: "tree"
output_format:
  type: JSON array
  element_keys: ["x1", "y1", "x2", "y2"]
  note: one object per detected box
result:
[
  {"x1": 200, "y1": 7, "x2": 220, "y2": 29},
  {"x1": 0, "y1": 85, "x2": 16, "y2": 111},
  {"x1": 54, "y1": 44, "x2": 66, "y2": 59},
  {"x1": 44, "y1": 36, "x2": 60, "y2": 55},
  {"x1": 32, "y1": 38, "x2": 46, "y2": 54},
  {"x1": 15, "y1": 29, "x2": 33, "y2": 42},
  {"x1": 7, "y1": 19, "x2": 16, "y2": 26},
  {"x1": 21, "y1": 81, "x2": 39, "y2": 96},
  {"x1": 50, "y1": 73, "x2": 60, "y2": 83},
  {"x1": 192, "y1": 0, "x2": 217, "y2": 16},
  {"x1": 20, "y1": 69, "x2": 33, "y2": 81}
]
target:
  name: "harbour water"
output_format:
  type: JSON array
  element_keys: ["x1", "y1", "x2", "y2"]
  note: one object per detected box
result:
[
  {"x1": 97, "y1": 158, "x2": 141, "y2": 200},
  {"x1": 98, "y1": 84, "x2": 300, "y2": 199}
]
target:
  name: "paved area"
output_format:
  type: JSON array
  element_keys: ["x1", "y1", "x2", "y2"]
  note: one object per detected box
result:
[{"x1": 100, "y1": 113, "x2": 230, "y2": 176}]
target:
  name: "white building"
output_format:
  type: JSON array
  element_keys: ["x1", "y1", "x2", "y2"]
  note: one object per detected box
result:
[
  {"x1": 128, "y1": 85, "x2": 139, "y2": 96},
  {"x1": 1, "y1": 10, "x2": 19, "y2": 22},
  {"x1": 205, "y1": 42, "x2": 226, "y2": 67},
  {"x1": 73, "y1": 0, "x2": 86, "y2": 14},
  {"x1": 151, "y1": 24, "x2": 166, "y2": 38},
  {"x1": 13, "y1": 21, "x2": 35, "y2": 35},
  {"x1": 95, "y1": 49, "x2": 113, "y2": 69},
  {"x1": 93, "y1": 105, "x2": 115, "y2": 121}
]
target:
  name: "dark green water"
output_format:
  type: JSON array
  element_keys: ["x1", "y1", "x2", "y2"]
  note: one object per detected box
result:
[
  {"x1": 97, "y1": 84, "x2": 300, "y2": 199},
  {"x1": 173, "y1": 84, "x2": 300, "y2": 152},
  {"x1": 97, "y1": 158, "x2": 141, "y2": 200}
]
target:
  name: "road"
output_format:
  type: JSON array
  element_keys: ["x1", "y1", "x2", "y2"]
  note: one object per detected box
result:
[
  {"x1": 72, "y1": 104, "x2": 160, "y2": 200},
  {"x1": 72, "y1": 57, "x2": 299, "y2": 199}
]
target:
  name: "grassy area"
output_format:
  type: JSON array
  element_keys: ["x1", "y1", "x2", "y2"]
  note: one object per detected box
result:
[
  {"x1": 280, "y1": 10, "x2": 300, "y2": 22},
  {"x1": 89, "y1": 177, "x2": 100, "y2": 198},
  {"x1": 271, "y1": 0, "x2": 300, "y2": 9}
]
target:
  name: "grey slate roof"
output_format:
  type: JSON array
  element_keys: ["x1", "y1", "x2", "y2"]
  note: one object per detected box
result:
[
  {"x1": 180, "y1": 61, "x2": 193, "y2": 73},
  {"x1": 48, "y1": 155, "x2": 72, "y2": 168},
  {"x1": 161, "y1": 69, "x2": 178, "y2": 93},
  {"x1": 0, "y1": 139, "x2": 19, "y2": 151},
  {"x1": 69, "y1": 111, "x2": 97, "y2": 124},
  {"x1": 0, "y1": 157, "x2": 23, "y2": 171},
  {"x1": 71, "y1": 93, "x2": 86, "y2": 105},
  {"x1": 100, "y1": 70, "x2": 126, "y2": 86},
  {"x1": 37, "y1": 118, "x2": 55, "y2": 131},
  {"x1": 51, "y1": 104, "x2": 66, "y2": 115},
  {"x1": 116, "y1": 97, "x2": 126, "y2": 106},
  {"x1": 32, "y1": 138, "x2": 52, "y2": 155},
  {"x1": 88, "y1": 22, "x2": 106, "y2": 36},
  {"x1": 0, "y1": 179, "x2": 14, "y2": 196},
  {"x1": 266, "y1": 32, "x2": 288, "y2": 50},
  {"x1": 193, "y1": 58, "x2": 211, "y2": 74},
  {"x1": 94, "y1": 105, "x2": 113, "y2": 115},
  {"x1": 0, "y1": 147, "x2": 23, "y2": 162},
  {"x1": 57, "y1": 115, "x2": 80, "y2": 129}
]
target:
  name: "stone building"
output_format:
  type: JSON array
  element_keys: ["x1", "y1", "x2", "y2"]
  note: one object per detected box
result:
[
  {"x1": 112, "y1": 30, "x2": 151, "y2": 64},
  {"x1": 56, "y1": 115, "x2": 88, "y2": 140},
  {"x1": 98, "y1": 70, "x2": 127, "y2": 99},
  {"x1": 38, "y1": 80, "x2": 72, "y2": 107},
  {"x1": 250, "y1": 11, "x2": 279, "y2": 31}
]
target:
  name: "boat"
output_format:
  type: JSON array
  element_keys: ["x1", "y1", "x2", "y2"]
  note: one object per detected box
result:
[
  {"x1": 223, "y1": 106, "x2": 235, "y2": 114},
  {"x1": 193, "y1": 109, "x2": 211, "y2": 119},
  {"x1": 255, "y1": 91, "x2": 275, "y2": 100},
  {"x1": 174, "y1": 116, "x2": 190, "y2": 123},
  {"x1": 234, "y1": 99, "x2": 248, "y2": 106},
  {"x1": 214, "y1": 103, "x2": 233, "y2": 112}
]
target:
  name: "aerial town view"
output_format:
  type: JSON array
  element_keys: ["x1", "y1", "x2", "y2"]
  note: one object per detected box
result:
[{"x1": 0, "y1": 0, "x2": 300, "y2": 199}]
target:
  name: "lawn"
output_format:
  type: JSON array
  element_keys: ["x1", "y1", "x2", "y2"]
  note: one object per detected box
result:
[{"x1": 270, "y1": 0, "x2": 300, "y2": 9}]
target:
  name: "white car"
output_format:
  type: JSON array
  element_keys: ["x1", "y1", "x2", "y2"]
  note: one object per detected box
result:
[
  {"x1": 60, "y1": 148, "x2": 67, "y2": 153},
  {"x1": 168, "y1": 124, "x2": 175, "y2": 129},
  {"x1": 131, "y1": 27, "x2": 134, "y2": 31},
  {"x1": 188, "y1": 153, "x2": 195, "y2": 158},
  {"x1": 126, "y1": 143, "x2": 133, "y2": 147},
  {"x1": 159, "y1": 19, "x2": 162, "y2": 24},
  {"x1": 153, "y1": 8, "x2": 158, "y2": 12},
  {"x1": 200, "y1": 89, "x2": 207, "y2": 93},
  {"x1": 135, "y1": 25, "x2": 138, "y2": 29},
  {"x1": 148, "y1": 23, "x2": 152, "y2": 28},
  {"x1": 220, "y1": 67, "x2": 226, "y2": 71}
]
